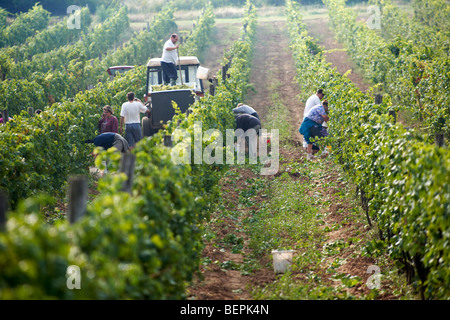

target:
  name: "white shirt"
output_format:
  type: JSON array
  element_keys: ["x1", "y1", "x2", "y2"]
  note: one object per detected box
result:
[
  {"x1": 302, "y1": 94, "x2": 322, "y2": 148},
  {"x1": 161, "y1": 39, "x2": 178, "y2": 65},
  {"x1": 304, "y1": 94, "x2": 327, "y2": 127},
  {"x1": 304, "y1": 94, "x2": 321, "y2": 119},
  {"x1": 120, "y1": 101, "x2": 147, "y2": 124}
]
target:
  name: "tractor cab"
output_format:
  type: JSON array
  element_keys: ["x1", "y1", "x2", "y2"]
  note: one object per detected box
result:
[
  {"x1": 141, "y1": 56, "x2": 209, "y2": 136},
  {"x1": 144, "y1": 56, "x2": 206, "y2": 101}
]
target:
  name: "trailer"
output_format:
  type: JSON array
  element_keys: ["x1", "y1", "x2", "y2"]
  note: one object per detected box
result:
[{"x1": 106, "y1": 65, "x2": 134, "y2": 80}]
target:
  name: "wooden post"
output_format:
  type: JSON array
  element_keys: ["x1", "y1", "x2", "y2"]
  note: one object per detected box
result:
[
  {"x1": 435, "y1": 133, "x2": 445, "y2": 148},
  {"x1": 375, "y1": 94, "x2": 383, "y2": 104},
  {"x1": 2, "y1": 109, "x2": 8, "y2": 123},
  {"x1": 67, "y1": 176, "x2": 87, "y2": 224},
  {"x1": 120, "y1": 153, "x2": 136, "y2": 194},
  {"x1": 0, "y1": 190, "x2": 7, "y2": 231},
  {"x1": 222, "y1": 66, "x2": 227, "y2": 82},
  {"x1": 209, "y1": 83, "x2": 215, "y2": 96},
  {"x1": 28, "y1": 107, "x2": 34, "y2": 117},
  {"x1": 209, "y1": 77, "x2": 217, "y2": 96},
  {"x1": 388, "y1": 110, "x2": 396, "y2": 124},
  {"x1": 164, "y1": 135, "x2": 173, "y2": 147}
]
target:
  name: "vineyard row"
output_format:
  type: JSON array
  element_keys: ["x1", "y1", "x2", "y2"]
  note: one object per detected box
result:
[
  {"x1": 324, "y1": 0, "x2": 449, "y2": 140},
  {"x1": 287, "y1": 0, "x2": 449, "y2": 299}
]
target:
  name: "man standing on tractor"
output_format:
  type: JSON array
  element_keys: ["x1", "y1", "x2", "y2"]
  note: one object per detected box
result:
[{"x1": 161, "y1": 33, "x2": 180, "y2": 86}]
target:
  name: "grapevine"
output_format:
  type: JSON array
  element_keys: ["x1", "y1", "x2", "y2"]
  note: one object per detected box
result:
[{"x1": 287, "y1": 0, "x2": 449, "y2": 299}]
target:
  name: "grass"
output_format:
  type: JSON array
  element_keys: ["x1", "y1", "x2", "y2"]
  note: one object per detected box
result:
[
  {"x1": 264, "y1": 79, "x2": 292, "y2": 141},
  {"x1": 225, "y1": 155, "x2": 416, "y2": 299},
  {"x1": 244, "y1": 159, "x2": 355, "y2": 299}
]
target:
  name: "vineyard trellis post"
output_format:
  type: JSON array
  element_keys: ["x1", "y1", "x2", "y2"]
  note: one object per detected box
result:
[
  {"x1": 209, "y1": 76, "x2": 218, "y2": 96},
  {"x1": 164, "y1": 135, "x2": 173, "y2": 148},
  {"x1": 67, "y1": 175, "x2": 87, "y2": 224},
  {"x1": 222, "y1": 65, "x2": 227, "y2": 82},
  {"x1": 2, "y1": 109, "x2": 8, "y2": 123},
  {"x1": 222, "y1": 61, "x2": 231, "y2": 82},
  {"x1": 0, "y1": 190, "x2": 8, "y2": 231},
  {"x1": 435, "y1": 133, "x2": 445, "y2": 147},
  {"x1": 388, "y1": 110, "x2": 396, "y2": 124},
  {"x1": 120, "y1": 153, "x2": 136, "y2": 194},
  {"x1": 375, "y1": 94, "x2": 382, "y2": 104}
]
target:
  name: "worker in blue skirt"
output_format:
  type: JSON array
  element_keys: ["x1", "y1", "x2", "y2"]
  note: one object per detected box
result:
[{"x1": 299, "y1": 100, "x2": 329, "y2": 160}]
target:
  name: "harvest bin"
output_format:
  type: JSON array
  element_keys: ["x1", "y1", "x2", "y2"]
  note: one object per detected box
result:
[
  {"x1": 271, "y1": 250, "x2": 294, "y2": 273},
  {"x1": 151, "y1": 89, "x2": 195, "y2": 126}
]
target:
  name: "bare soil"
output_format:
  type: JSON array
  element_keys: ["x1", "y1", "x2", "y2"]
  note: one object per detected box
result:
[
  {"x1": 188, "y1": 20, "x2": 296, "y2": 300},
  {"x1": 303, "y1": 17, "x2": 371, "y2": 93},
  {"x1": 187, "y1": 19, "x2": 396, "y2": 300}
]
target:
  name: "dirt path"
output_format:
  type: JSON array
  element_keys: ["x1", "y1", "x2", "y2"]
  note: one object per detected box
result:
[
  {"x1": 200, "y1": 21, "x2": 243, "y2": 91},
  {"x1": 188, "y1": 17, "x2": 398, "y2": 301},
  {"x1": 304, "y1": 18, "x2": 371, "y2": 93},
  {"x1": 188, "y1": 19, "x2": 300, "y2": 300},
  {"x1": 247, "y1": 20, "x2": 303, "y2": 144}
]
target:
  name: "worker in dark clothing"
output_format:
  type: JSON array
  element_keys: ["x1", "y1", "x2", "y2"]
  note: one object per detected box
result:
[
  {"x1": 85, "y1": 132, "x2": 129, "y2": 153},
  {"x1": 235, "y1": 113, "x2": 261, "y2": 158},
  {"x1": 232, "y1": 103, "x2": 260, "y2": 120},
  {"x1": 235, "y1": 113, "x2": 261, "y2": 135}
]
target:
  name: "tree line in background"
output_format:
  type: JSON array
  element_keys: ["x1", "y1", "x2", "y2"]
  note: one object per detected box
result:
[
  {"x1": 0, "y1": 0, "x2": 120, "y2": 15},
  {"x1": 152, "y1": 0, "x2": 370, "y2": 11},
  {"x1": 0, "y1": 0, "x2": 373, "y2": 15}
]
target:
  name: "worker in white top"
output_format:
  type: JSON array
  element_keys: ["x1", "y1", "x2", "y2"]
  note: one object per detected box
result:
[
  {"x1": 302, "y1": 89, "x2": 325, "y2": 149},
  {"x1": 120, "y1": 92, "x2": 149, "y2": 148},
  {"x1": 161, "y1": 33, "x2": 180, "y2": 86}
]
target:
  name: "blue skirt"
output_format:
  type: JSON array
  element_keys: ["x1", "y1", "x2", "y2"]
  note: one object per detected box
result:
[{"x1": 299, "y1": 118, "x2": 322, "y2": 144}]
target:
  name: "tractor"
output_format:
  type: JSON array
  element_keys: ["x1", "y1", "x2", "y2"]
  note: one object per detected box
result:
[{"x1": 141, "y1": 56, "x2": 209, "y2": 137}]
